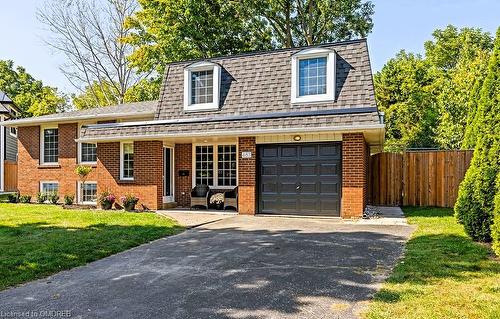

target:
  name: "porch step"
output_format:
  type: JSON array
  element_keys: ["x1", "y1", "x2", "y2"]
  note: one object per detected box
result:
[{"x1": 162, "y1": 202, "x2": 178, "y2": 209}]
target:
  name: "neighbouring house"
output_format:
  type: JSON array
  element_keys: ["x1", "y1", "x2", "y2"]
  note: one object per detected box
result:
[
  {"x1": 6, "y1": 39, "x2": 384, "y2": 218},
  {"x1": 0, "y1": 91, "x2": 19, "y2": 192}
]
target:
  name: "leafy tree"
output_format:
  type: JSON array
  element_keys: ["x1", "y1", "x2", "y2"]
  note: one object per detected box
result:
[
  {"x1": 434, "y1": 50, "x2": 490, "y2": 149},
  {"x1": 455, "y1": 27, "x2": 500, "y2": 243},
  {"x1": 0, "y1": 60, "x2": 67, "y2": 117},
  {"x1": 124, "y1": 0, "x2": 273, "y2": 75},
  {"x1": 252, "y1": 0, "x2": 374, "y2": 47},
  {"x1": 374, "y1": 51, "x2": 438, "y2": 151},
  {"x1": 375, "y1": 26, "x2": 493, "y2": 151},
  {"x1": 125, "y1": 0, "x2": 374, "y2": 77}
]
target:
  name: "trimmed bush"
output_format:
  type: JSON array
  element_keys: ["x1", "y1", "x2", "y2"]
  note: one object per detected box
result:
[
  {"x1": 7, "y1": 193, "x2": 19, "y2": 203},
  {"x1": 64, "y1": 195, "x2": 75, "y2": 206},
  {"x1": 48, "y1": 193, "x2": 59, "y2": 205},
  {"x1": 36, "y1": 192, "x2": 47, "y2": 204},
  {"x1": 19, "y1": 195, "x2": 32, "y2": 203}
]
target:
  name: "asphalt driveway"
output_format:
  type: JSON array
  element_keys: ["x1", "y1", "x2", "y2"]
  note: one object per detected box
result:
[{"x1": 0, "y1": 215, "x2": 413, "y2": 319}]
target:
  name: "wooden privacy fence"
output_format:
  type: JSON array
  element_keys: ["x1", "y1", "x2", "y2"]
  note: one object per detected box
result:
[
  {"x1": 4, "y1": 160, "x2": 18, "y2": 192},
  {"x1": 369, "y1": 150, "x2": 474, "y2": 207}
]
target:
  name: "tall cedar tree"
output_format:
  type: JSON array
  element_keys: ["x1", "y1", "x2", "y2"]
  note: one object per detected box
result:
[{"x1": 455, "y1": 27, "x2": 500, "y2": 243}]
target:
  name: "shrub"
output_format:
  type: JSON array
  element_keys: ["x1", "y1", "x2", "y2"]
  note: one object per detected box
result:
[
  {"x1": 455, "y1": 138, "x2": 497, "y2": 242},
  {"x1": 64, "y1": 195, "x2": 75, "y2": 205},
  {"x1": 7, "y1": 193, "x2": 19, "y2": 203},
  {"x1": 36, "y1": 192, "x2": 47, "y2": 204},
  {"x1": 492, "y1": 173, "x2": 500, "y2": 255},
  {"x1": 19, "y1": 195, "x2": 32, "y2": 203},
  {"x1": 48, "y1": 192, "x2": 59, "y2": 204}
]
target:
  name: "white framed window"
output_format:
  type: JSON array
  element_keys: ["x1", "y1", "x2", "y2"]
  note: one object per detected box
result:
[
  {"x1": 193, "y1": 143, "x2": 237, "y2": 188},
  {"x1": 80, "y1": 143, "x2": 97, "y2": 163},
  {"x1": 120, "y1": 142, "x2": 134, "y2": 180},
  {"x1": 77, "y1": 123, "x2": 97, "y2": 164},
  {"x1": 9, "y1": 127, "x2": 17, "y2": 137},
  {"x1": 217, "y1": 145, "x2": 237, "y2": 186},
  {"x1": 291, "y1": 48, "x2": 336, "y2": 104},
  {"x1": 78, "y1": 181, "x2": 97, "y2": 204},
  {"x1": 183, "y1": 61, "x2": 221, "y2": 112},
  {"x1": 40, "y1": 181, "x2": 59, "y2": 195},
  {"x1": 40, "y1": 126, "x2": 58, "y2": 164}
]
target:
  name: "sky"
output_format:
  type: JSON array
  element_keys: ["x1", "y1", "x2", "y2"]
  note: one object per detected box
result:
[{"x1": 0, "y1": 0, "x2": 499, "y2": 95}]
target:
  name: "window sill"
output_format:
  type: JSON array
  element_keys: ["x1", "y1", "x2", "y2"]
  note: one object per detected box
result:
[
  {"x1": 38, "y1": 164, "x2": 61, "y2": 169},
  {"x1": 78, "y1": 162, "x2": 97, "y2": 168},
  {"x1": 118, "y1": 179, "x2": 135, "y2": 184}
]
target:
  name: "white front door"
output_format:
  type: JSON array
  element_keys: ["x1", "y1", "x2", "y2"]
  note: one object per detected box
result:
[{"x1": 163, "y1": 147, "x2": 174, "y2": 203}]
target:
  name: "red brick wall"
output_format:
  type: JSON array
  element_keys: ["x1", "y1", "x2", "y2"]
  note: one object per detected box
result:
[
  {"x1": 341, "y1": 133, "x2": 368, "y2": 218},
  {"x1": 174, "y1": 143, "x2": 192, "y2": 207},
  {"x1": 17, "y1": 124, "x2": 97, "y2": 201},
  {"x1": 238, "y1": 137, "x2": 256, "y2": 215},
  {"x1": 97, "y1": 141, "x2": 163, "y2": 210}
]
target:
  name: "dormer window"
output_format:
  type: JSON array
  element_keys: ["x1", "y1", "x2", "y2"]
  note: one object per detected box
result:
[
  {"x1": 291, "y1": 48, "x2": 336, "y2": 103},
  {"x1": 184, "y1": 61, "x2": 220, "y2": 112}
]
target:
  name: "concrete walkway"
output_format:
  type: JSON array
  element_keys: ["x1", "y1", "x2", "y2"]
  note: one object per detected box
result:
[
  {"x1": 157, "y1": 210, "x2": 236, "y2": 228},
  {"x1": 0, "y1": 214, "x2": 413, "y2": 319}
]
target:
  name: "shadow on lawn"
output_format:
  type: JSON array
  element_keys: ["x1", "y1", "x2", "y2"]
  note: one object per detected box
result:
[
  {"x1": 373, "y1": 206, "x2": 500, "y2": 304},
  {"x1": 0, "y1": 222, "x2": 412, "y2": 319},
  {"x1": 0, "y1": 222, "x2": 183, "y2": 290}
]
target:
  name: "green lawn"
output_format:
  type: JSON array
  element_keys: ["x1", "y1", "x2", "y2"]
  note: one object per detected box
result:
[
  {"x1": 0, "y1": 203, "x2": 183, "y2": 290},
  {"x1": 364, "y1": 207, "x2": 500, "y2": 319}
]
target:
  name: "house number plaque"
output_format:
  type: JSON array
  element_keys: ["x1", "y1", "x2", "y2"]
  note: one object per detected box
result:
[{"x1": 241, "y1": 151, "x2": 252, "y2": 159}]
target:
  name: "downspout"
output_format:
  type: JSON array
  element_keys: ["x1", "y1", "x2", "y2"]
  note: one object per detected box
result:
[{"x1": 0, "y1": 115, "x2": 5, "y2": 192}]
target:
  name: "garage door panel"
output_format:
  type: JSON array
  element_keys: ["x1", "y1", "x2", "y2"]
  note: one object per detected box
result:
[{"x1": 258, "y1": 143, "x2": 341, "y2": 217}]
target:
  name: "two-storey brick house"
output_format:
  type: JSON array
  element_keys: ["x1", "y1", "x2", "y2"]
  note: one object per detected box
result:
[{"x1": 7, "y1": 39, "x2": 384, "y2": 218}]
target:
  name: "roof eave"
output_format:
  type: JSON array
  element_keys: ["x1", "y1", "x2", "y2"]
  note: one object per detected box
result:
[
  {"x1": 77, "y1": 124, "x2": 385, "y2": 145},
  {"x1": 4, "y1": 111, "x2": 156, "y2": 127}
]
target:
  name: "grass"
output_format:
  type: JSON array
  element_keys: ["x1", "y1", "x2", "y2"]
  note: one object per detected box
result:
[
  {"x1": 364, "y1": 207, "x2": 500, "y2": 319},
  {"x1": 0, "y1": 203, "x2": 183, "y2": 290}
]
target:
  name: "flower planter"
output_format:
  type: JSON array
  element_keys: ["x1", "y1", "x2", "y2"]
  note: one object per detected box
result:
[
  {"x1": 124, "y1": 203, "x2": 136, "y2": 212},
  {"x1": 101, "y1": 202, "x2": 113, "y2": 210}
]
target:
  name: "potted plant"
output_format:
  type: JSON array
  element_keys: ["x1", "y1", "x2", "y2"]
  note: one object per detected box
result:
[
  {"x1": 209, "y1": 192, "x2": 224, "y2": 210},
  {"x1": 75, "y1": 165, "x2": 93, "y2": 204},
  {"x1": 99, "y1": 191, "x2": 115, "y2": 210},
  {"x1": 64, "y1": 195, "x2": 75, "y2": 206},
  {"x1": 121, "y1": 195, "x2": 139, "y2": 212}
]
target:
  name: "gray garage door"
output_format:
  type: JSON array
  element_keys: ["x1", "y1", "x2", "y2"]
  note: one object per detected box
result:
[{"x1": 258, "y1": 143, "x2": 341, "y2": 216}]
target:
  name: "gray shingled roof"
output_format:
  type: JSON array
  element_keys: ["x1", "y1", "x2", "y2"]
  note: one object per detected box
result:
[
  {"x1": 156, "y1": 39, "x2": 375, "y2": 120},
  {"x1": 79, "y1": 39, "x2": 382, "y2": 142},
  {"x1": 6, "y1": 100, "x2": 157, "y2": 126},
  {"x1": 79, "y1": 111, "x2": 381, "y2": 141}
]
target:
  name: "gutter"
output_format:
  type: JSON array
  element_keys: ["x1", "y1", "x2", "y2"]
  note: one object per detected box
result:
[
  {"x1": 76, "y1": 124, "x2": 385, "y2": 143},
  {"x1": 4, "y1": 111, "x2": 156, "y2": 127},
  {"x1": 83, "y1": 107, "x2": 379, "y2": 129}
]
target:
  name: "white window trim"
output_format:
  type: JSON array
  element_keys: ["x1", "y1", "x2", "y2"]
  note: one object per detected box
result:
[
  {"x1": 183, "y1": 61, "x2": 221, "y2": 112},
  {"x1": 77, "y1": 123, "x2": 97, "y2": 165},
  {"x1": 291, "y1": 48, "x2": 336, "y2": 104},
  {"x1": 120, "y1": 141, "x2": 134, "y2": 181},
  {"x1": 77, "y1": 181, "x2": 97, "y2": 205},
  {"x1": 9, "y1": 127, "x2": 17, "y2": 138},
  {"x1": 40, "y1": 181, "x2": 59, "y2": 194},
  {"x1": 40, "y1": 125, "x2": 59, "y2": 165},
  {"x1": 191, "y1": 142, "x2": 238, "y2": 189}
]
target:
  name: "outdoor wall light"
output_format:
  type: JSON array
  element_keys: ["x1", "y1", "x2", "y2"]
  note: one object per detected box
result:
[{"x1": 293, "y1": 135, "x2": 302, "y2": 141}]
